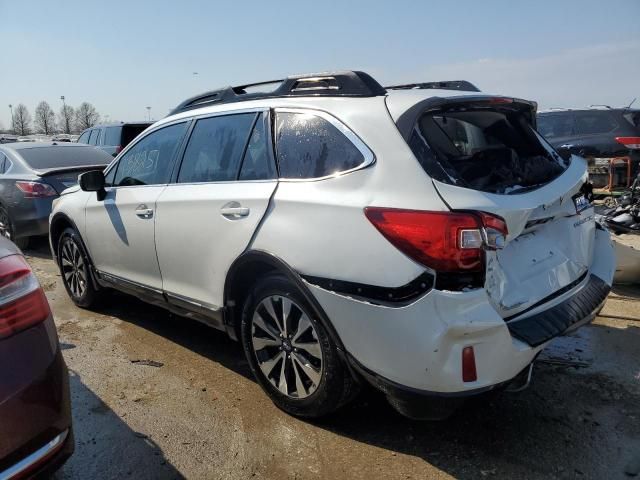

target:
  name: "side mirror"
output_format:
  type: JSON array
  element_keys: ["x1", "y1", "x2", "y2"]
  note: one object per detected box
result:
[{"x1": 79, "y1": 170, "x2": 106, "y2": 201}]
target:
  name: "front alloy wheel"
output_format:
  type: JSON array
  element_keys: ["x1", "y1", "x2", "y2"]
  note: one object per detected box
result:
[
  {"x1": 60, "y1": 238, "x2": 87, "y2": 299},
  {"x1": 252, "y1": 295, "x2": 324, "y2": 399},
  {"x1": 58, "y1": 227, "x2": 102, "y2": 308}
]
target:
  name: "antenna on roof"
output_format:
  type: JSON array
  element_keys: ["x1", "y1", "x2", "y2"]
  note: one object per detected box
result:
[{"x1": 627, "y1": 98, "x2": 637, "y2": 109}]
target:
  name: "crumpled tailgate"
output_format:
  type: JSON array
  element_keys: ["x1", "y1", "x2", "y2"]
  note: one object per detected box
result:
[{"x1": 432, "y1": 155, "x2": 612, "y2": 318}]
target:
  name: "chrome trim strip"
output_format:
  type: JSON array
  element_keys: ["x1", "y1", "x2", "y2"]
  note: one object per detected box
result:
[
  {"x1": 0, "y1": 430, "x2": 68, "y2": 480},
  {"x1": 98, "y1": 271, "x2": 164, "y2": 296},
  {"x1": 165, "y1": 291, "x2": 222, "y2": 313},
  {"x1": 274, "y1": 107, "x2": 376, "y2": 182}
]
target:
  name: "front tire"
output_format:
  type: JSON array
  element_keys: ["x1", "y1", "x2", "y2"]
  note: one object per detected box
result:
[
  {"x1": 58, "y1": 227, "x2": 101, "y2": 308},
  {"x1": 241, "y1": 273, "x2": 358, "y2": 418}
]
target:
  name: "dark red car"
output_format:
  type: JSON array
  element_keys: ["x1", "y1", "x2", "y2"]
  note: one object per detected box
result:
[{"x1": 0, "y1": 237, "x2": 73, "y2": 479}]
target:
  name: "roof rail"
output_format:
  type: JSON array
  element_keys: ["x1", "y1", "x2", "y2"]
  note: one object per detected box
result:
[
  {"x1": 588, "y1": 104, "x2": 612, "y2": 109},
  {"x1": 169, "y1": 71, "x2": 387, "y2": 115},
  {"x1": 385, "y1": 80, "x2": 480, "y2": 92}
]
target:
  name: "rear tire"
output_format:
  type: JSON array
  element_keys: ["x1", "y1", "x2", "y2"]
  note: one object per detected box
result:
[
  {"x1": 0, "y1": 204, "x2": 28, "y2": 249},
  {"x1": 240, "y1": 273, "x2": 358, "y2": 418},
  {"x1": 58, "y1": 227, "x2": 102, "y2": 308}
]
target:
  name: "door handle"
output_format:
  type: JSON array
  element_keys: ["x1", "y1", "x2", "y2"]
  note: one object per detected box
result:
[
  {"x1": 220, "y1": 204, "x2": 250, "y2": 219},
  {"x1": 135, "y1": 204, "x2": 154, "y2": 219}
]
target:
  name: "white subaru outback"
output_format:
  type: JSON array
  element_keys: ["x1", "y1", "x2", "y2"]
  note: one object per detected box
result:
[{"x1": 50, "y1": 71, "x2": 615, "y2": 419}]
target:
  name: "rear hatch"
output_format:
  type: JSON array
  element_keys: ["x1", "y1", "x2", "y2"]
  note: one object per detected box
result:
[{"x1": 396, "y1": 95, "x2": 594, "y2": 318}]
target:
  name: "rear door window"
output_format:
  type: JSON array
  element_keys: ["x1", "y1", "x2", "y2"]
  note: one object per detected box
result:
[
  {"x1": 239, "y1": 113, "x2": 275, "y2": 180},
  {"x1": 104, "y1": 127, "x2": 122, "y2": 147},
  {"x1": 113, "y1": 122, "x2": 188, "y2": 186},
  {"x1": 177, "y1": 113, "x2": 255, "y2": 183},
  {"x1": 0, "y1": 153, "x2": 6, "y2": 174},
  {"x1": 574, "y1": 112, "x2": 617, "y2": 135},
  {"x1": 537, "y1": 114, "x2": 575, "y2": 139},
  {"x1": 275, "y1": 111, "x2": 366, "y2": 179}
]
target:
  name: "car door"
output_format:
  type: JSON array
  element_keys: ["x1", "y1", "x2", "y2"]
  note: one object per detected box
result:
[
  {"x1": 84, "y1": 121, "x2": 189, "y2": 289},
  {"x1": 154, "y1": 110, "x2": 277, "y2": 311}
]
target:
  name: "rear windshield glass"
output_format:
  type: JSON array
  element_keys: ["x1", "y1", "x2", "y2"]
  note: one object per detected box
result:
[
  {"x1": 409, "y1": 108, "x2": 567, "y2": 194},
  {"x1": 104, "y1": 126, "x2": 122, "y2": 146},
  {"x1": 537, "y1": 114, "x2": 574, "y2": 138},
  {"x1": 19, "y1": 146, "x2": 112, "y2": 170},
  {"x1": 573, "y1": 111, "x2": 617, "y2": 135},
  {"x1": 122, "y1": 124, "x2": 151, "y2": 148}
]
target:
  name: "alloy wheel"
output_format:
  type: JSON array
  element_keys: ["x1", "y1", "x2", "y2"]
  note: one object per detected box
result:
[
  {"x1": 61, "y1": 239, "x2": 87, "y2": 298},
  {"x1": 251, "y1": 295, "x2": 323, "y2": 399}
]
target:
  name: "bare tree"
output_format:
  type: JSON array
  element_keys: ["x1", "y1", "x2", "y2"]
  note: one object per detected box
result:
[
  {"x1": 75, "y1": 102, "x2": 100, "y2": 131},
  {"x1": 58, "y1": 105, "x2": 75, "y2": 134},
  {"x1": 34, "y1": 101, "x2": 56, "y2": 135},
  {"x1": 13, "y1": 104, "x2": 32, "y2": 136}
]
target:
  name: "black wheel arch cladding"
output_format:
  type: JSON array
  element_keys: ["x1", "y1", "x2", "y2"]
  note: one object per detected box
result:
[{"x1": 224, "y1": 250, "x2": 347, "y2": 354}]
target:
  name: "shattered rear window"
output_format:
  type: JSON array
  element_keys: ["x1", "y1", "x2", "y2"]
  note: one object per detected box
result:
[{"x1": 408, "y1": 108, "x2": 567, "y2": 194}]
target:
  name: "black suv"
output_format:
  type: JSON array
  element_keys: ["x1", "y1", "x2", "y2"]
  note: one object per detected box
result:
[
  {"x1": 77, "y1": 121, "x2": 152, "y2": 157},
  {"x1": 537, "y1": 108, "x2": 640, "y2": 189}
]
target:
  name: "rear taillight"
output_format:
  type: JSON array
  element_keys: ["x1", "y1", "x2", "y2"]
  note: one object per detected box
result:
[
  {"x1": 364, "y1": 208, "x2": 508, "y2": 273},
  {"x1": 115, "y1": 145, "x2": 123, "y2": 154},
  {"x1": 15, "y1": 181, "x2": 58, "y2": 198},
  {"x1": 615, "y1": 136, "x2": 640, "y2": 149},
  {"x1": 0, "y1": 255, "x2": 50, "y2": 339}
]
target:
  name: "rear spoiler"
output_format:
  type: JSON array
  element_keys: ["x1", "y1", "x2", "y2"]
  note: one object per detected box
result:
[
  {"x1": 394, "y1": 96, "x2": 538, "y2": 141},
  {"x1": 35, "y1": 164, "x2": 109, "y2": 176}
]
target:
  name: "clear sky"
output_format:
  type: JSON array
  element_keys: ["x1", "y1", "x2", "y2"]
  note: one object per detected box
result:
[{"x1": 1, "y1": 0, "x2": 639, "y2": 128}]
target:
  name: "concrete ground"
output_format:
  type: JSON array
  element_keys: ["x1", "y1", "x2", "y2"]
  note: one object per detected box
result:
[{"x1": 23, "y1": 240, "x2": 640, "y2": 480}]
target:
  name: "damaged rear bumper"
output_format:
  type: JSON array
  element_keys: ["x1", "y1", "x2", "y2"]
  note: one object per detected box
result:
[{"x1": 506, "y1": 274, "x2": 610, "y2": 347}]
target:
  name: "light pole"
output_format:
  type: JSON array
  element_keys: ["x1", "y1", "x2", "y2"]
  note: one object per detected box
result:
[
  {"x1": 8, "y1": 104, "x2": 13, "y2": 134},
  {"x1": 60, "y1": 95, "x2": 70, "y2": 134},
  {"x1": 146, "y1": 106, "x2": 151, "y2": 121}
]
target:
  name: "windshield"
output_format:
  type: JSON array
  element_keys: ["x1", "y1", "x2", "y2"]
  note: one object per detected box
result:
[
  {"x1": 408, "y1": 108, "x2": 568, "y2": 194},
  {"x1": 19, "y1": 146, "x2": 112, "y2": 170}
]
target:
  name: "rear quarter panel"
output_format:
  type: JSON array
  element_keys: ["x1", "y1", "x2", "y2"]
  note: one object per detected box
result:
[{"x1": 251, "y1": 98, "x2": 448, "y2": 287}]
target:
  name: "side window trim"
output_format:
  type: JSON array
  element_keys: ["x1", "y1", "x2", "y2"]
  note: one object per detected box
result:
[
  {"x1": 170, "y1": 107, "x2": 269, "y2": 185},
  {"x1": 107, "y1": 120, "x2": 190, "y2": 189},
  {"x1": 273, "y1": 107, "x2": 375, "y2": 182}
]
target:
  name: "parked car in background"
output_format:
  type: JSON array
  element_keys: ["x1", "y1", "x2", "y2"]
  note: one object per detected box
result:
[
  {"x1": 77, "y1": 121, "x2": 153, "y2": 157},
  {"x1": 50, "y1": 71, "x2": 615, "y2": 420},
  {"x1": 537, "y1": 107, "x2": 640, "y2": 189},
  {"x1": 0, "y1": 236, "x2": 73, "y2": 478},
  {"x1": 0, "y1": 143, "x2": 112, "y2": 248},
  {"x1": 0, "y1": 135, "x2": 18, "y2": 144}
]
